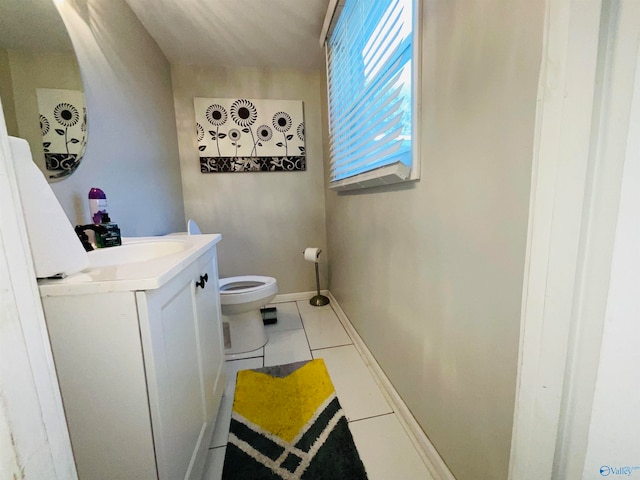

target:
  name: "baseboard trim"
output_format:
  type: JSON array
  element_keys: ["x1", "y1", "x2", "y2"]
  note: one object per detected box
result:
[
  {"x1": 326, "y1": 291, "x2": 456, "y2": 480},
  {"x1": 271, "y1": 290, "x2": 330, "y2": 304}
]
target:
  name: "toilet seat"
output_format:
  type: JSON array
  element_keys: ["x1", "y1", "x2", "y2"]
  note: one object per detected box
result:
[
  {"x1": 219, "y1": 275, "x2": 278, "y2": 305},
  {"x1": 182, "y1": 219, "x2": 277, "y2": 355}
]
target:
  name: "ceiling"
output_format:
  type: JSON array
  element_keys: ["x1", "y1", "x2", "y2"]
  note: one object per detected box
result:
[{"x1": 124, "y1": 0, "x2": 331, "y2": 69}]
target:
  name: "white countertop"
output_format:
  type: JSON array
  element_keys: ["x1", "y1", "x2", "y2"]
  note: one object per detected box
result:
[{"x1": 38, "y1": 234, "x2": 221, "y2": 296}]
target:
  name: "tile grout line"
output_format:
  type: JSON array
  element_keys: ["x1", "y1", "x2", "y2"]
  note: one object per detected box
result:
[
  {"x1": 310, "y1": 342, "x2": 353, "y2": 352},
  {"x1": 295, "y1": 301, "x2": 315, "y2": 360},
  {"x1": 347, "y1": 412, "x2": 395, "y2": 424},
  {"x1": 225, "y1": 354, "x2": 263, "y2": 363}
]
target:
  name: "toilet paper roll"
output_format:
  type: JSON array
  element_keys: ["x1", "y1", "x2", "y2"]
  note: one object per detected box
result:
[{"x1": 303, "y1": 247, "x2": 321, "y2": 262}]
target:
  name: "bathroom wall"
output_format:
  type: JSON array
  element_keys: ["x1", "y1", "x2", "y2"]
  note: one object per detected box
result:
[
  {"x1": 323, "y1": 1, "x2": 545, "y2": 479},
  {"x1": 0, "y1": 48, "x2": 18, "y2": 136},
  {"x1": 51, "y1": 0, "x2": 184, "y2": 235},
  {"x1": 172, "y1": 65, "x2": 327, "y2": 294}
]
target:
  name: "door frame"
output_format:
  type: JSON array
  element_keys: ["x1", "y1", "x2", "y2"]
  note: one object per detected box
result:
[
  {"x1": 509, "y1": 1, "x2": 640, "y2": 478},
  {"x1": 0, "y1": 102, "x2": 77, "y2": 479}
]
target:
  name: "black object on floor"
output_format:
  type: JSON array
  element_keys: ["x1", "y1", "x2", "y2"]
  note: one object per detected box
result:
[{"x1": 261, "y1": 306, "x2": 277, "y2": 325}]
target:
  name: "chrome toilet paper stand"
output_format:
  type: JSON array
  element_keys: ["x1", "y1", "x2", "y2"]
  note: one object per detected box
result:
[{"x1": 306, "y1": 249, "x2": 330, "y2": 307}]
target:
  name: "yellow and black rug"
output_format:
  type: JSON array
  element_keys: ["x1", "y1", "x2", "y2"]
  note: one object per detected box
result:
[{"x1": 221, "y1": 359, "x2": 368, "y2": 479}]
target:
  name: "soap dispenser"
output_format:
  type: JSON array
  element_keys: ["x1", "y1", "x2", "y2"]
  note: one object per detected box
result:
[
  {"x1": 95, "y1": 213, "x2": 122, "y2": 248},
  {"x1": 88, "y1": 187, "x2": 108, "y2": 224}
]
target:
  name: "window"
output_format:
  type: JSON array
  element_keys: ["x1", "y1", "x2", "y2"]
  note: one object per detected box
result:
[{"x1": 323, "y1": 0, "x2": 418, "y2": 190}]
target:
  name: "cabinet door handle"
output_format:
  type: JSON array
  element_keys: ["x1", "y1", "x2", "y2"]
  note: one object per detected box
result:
[{"x1": 196, "y1": 273, "x2": 209, "y2": 289}]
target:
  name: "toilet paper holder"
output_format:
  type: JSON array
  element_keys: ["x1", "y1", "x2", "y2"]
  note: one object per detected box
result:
[{"x1": 303, "y1": 248, "x2": 330, "y2": 307}]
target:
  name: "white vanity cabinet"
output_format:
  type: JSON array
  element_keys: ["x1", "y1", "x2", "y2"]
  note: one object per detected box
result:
[{"x1": 39, "y1": 235, "x2": 225, "y2": 480}]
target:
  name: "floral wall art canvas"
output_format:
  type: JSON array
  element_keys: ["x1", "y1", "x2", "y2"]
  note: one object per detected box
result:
[
  {"x1": 194, "y1": 97, "x2": 306, "y2": 173},
  {"x1": 36, "y1": 88, "x2": 87, "y2": 180}
]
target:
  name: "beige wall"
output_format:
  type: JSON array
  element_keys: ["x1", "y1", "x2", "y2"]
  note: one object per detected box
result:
[
  {"x1": 51, "y1": 0, "x2": 184, "y2": 235},
  {"x1": 171, "y1": 65, "x2": 327, "y2": 294},
  {"x1": 323, "y1": 1, "x2": 544, "y2": 479},
  {"x1": 0, "y1": 48, "x2": 18, "y2": 136}
]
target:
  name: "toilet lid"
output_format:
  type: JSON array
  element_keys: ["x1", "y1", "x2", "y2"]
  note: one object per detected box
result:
[{"x1": 219, "y1": 275, "x2": 277, "y2": 295}]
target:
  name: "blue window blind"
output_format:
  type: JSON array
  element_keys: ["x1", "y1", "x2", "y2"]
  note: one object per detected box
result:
[{"x1": 327, "y1": 0, "x2": 414, "y2": 184}]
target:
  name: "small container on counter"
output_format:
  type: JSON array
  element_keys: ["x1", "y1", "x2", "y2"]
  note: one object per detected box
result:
[{"x1": 95, "y1": 213, "x2": 122, "y2": 248}]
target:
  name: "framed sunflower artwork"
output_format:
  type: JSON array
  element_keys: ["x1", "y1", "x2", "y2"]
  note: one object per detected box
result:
[
  {"x1": 36, "y1": 88, "x2": 87, "y2": 181},
  {"x1": 194, "y1": 97, "x2": 306, "y2": 173}
]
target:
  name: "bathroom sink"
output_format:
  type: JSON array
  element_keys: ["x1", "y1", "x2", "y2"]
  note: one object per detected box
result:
[
  {"x1": 87, "y1": 239, "x2": 190, "y2": 268},
  {"x1": 39, "y1": 234, "x2": 222, "y2": 295}
]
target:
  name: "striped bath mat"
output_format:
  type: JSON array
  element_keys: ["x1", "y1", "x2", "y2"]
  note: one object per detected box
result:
[{"x1": 221, "y1": 359, "x2": 368, "y2": 479}]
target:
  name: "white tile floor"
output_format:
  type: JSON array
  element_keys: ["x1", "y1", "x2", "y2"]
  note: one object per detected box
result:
[{"x1": 202, "y1": 299, "x2": 434, "y2": 480}]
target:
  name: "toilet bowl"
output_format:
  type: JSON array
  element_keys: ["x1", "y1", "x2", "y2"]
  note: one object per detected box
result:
[
  {"x1": 181, "y1": 220, "x2": 278, "y2": 355},
  {"x1": 220, "y1": 275, "x2": 278, "y2": 355}
]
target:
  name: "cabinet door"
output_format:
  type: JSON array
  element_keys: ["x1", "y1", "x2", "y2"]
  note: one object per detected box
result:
[
  {"x1": 43, "y1": 292, "x2": 158, "y2": 480},
  {"x1": 137, "y1": 263, "x2": 208, "y2": 480},
  {"x1": 194, "y1": 247, "x2": 225, "y2": 421}
]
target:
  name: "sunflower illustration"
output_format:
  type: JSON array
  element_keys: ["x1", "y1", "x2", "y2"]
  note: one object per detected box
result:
[
  {"x1": 273, "y1": 112, "x2": 294, "y2": 155},
  {"x1": 196, "y1": 122, "x2": 204, "y2": 142},
  {"x1": 230, "y1": 99, "x2": 257, "y2": 127},
  {"x1": 230, "y1": 99, "x2": 259, "y2": 155},
  {"x1": 272, "y1": 111, "x2": 292, "y2": 132},
  {"x1": 53, "y1": 103, "x2": 79, "y2": 127},
  {"x1": 256, "y1": 125, "x2": 273, "y2": 142},
  {"x1": 228, "y1": 128, "x2": 242, "y2": 156},
  {"x1": 206, "y1": 104, "x2": 228, "y2": 156},
  {"x1": 40, "y1": 115, "x2": 50, "y2": 136},
  {"x1": 228, "y1": 129, "x2": 241, "y2": 141},
  {"x1": 206, "y1": 104, "x2": 228, "y2": 126},
  {"x1": 296, "y1": 122, "x2": 305, "y2": 141}
]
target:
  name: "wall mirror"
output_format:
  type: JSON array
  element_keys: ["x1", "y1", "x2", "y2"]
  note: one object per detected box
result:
[{"x1": 0, "y1": 0, "x2": 88, "y2": 182}]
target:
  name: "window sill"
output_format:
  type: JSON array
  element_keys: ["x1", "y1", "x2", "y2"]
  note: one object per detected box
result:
[{"x1": 329, "y1": 162, "x2": 412, "y2": 191}]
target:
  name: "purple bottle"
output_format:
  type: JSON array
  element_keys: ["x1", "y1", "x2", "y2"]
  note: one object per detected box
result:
[{"x1": 88, "y1": 188, "x2": 108, "y2": 224}]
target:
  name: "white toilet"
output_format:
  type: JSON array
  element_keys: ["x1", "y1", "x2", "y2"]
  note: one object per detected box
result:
[
  {"x1": 186, "y1": 220, "x2": 278, "y2": 355},
  {"x1": 219, "y1": 275, "x2": 278, "y2": 354}
]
